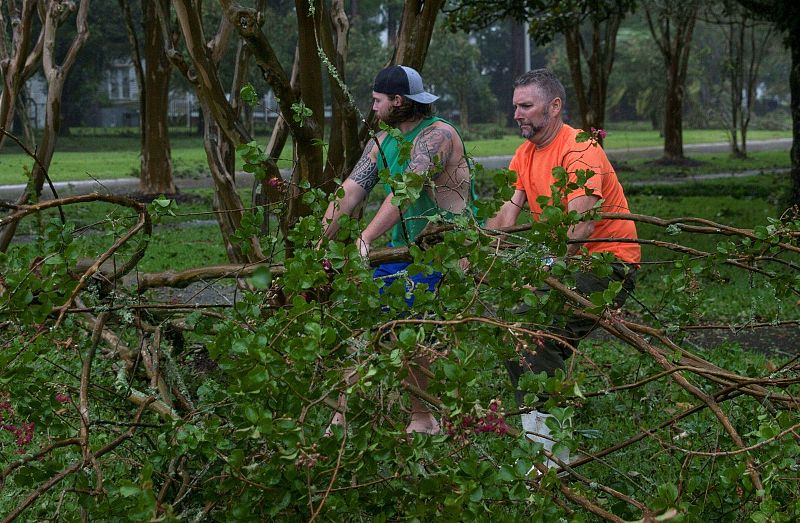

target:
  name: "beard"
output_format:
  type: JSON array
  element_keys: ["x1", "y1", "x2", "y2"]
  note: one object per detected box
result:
[
  {"x1": 381, "y1": 103, "x2": 410, "y2": 127},
  {"x1": 380, "y1": 97, "x2": 431, "y2": 127},
  {"x1": 520, "y1": 110, "x2": 550, "y2": 139}
]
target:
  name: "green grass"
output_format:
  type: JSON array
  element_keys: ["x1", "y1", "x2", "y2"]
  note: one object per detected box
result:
[
  {"x1": 0, "y1": 127, "x2": 791, "y2": 185},
  {"x1": 0, "y1": 135, "x2": 294, "y2": 185},
  {"x1": 463, "y1": 128, "x2": 790, "y2": 158},
  {"x1": 612, "y1": 150, "x2": 790, "y2": 183},
  {"x1": 616, "y1": 172, "x2": 797, "y2": 325},
  {"x1": 603, "y1": 128, "x2": 789, "y2": 149}
]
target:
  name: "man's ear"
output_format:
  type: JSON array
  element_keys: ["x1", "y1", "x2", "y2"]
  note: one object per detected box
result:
[
  {"x1": 391, "y1": 95, "x2": 403, "y2": 106},
  {"x1": 550, "y1": 97, "x2": 563, "y2": 115}
]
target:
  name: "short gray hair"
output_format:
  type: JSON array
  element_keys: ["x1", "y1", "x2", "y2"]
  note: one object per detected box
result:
[{"x1": 514, "y1": 68, "x2": 566, "y2": 106}]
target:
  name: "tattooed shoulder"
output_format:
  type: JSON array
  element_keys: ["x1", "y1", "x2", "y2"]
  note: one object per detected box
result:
[
  {"x1": 349, "y1": 146, "x2": 379, "y2": 192},
  {"x1": 409, "y1": 125, "x2": 455, "y2": 178}
]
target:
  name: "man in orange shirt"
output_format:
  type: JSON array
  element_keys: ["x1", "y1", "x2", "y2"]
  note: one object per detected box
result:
[{"x1": 487, "y1": 68, "x2": 640, "y2": 469}]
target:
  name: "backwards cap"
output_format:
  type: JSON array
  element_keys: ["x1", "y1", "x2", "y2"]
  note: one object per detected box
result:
[{"x1": 373, "y1": 65, "x2": 439, "y2": 104}]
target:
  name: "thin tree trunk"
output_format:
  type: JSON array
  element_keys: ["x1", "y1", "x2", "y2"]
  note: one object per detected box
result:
[
  {"x1": 0, "y1": 0, "x2": 38, "y2": 150},
  {"x1": 790, "y1": 28, "x2": 800, "y2": 206},
  {"x1": 646, "y1": 1, "x2": 699, "y2": 162},
  {"x1": 163, "y1": 0, "x2": 262, "y2": 264},
  {"x1": 140, "y1": 0, "x2": 174, "y2": 195},
  {"x1": 294, "y1": 0, "x2": 325, "y2": 197},
  {"x1": 564, "y1": 26, "x2": 589, "y2": 128},
  {"x1": 321, "y1": 0, "x2": 360, "y2": 183},
  {"x1": 16, "y1": 91, "x2": 36, "y2": 148},
  {"x1": 510, "y1": 20, "x2": 526, "y2": 126},
  {"x1": 662, "y1": 56, "x2": 685, "y2": 161}
]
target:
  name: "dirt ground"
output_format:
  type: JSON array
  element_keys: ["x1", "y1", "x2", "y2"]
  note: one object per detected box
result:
[{"x1": 684, "y1": 324, "x2": 800, "y2": 358}]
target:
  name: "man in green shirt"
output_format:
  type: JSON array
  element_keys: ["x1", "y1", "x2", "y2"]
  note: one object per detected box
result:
[{"x1": 321, "y1": 65, "x2": 473, "y2": 434}]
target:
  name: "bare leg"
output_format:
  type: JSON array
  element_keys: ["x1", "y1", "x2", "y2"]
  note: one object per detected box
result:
[
  {"x1": 324, "y1": 368, "x2": 358, "y2": 437},
  {"x1": 404, "y1": 355, "x2": 440, "y2": 434}
]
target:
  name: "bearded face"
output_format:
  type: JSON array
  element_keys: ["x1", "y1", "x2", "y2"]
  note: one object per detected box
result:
[{"x1": 372, "y1": 92, "x2": 431, "y2": 127}]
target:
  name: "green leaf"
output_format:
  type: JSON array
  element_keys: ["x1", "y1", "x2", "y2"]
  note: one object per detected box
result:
[
  {"x1": 240, "y1": 83, "x2": 259, "y2": 106},
  {"x1": 248, "y1": 266, "x2": 272, "y2": 289}
]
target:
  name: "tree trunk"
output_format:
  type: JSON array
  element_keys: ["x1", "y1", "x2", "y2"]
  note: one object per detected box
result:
[
  {"x1": 510, "y1": 20, "x2": 526, "y2": 126},
  {"x1": 321, "y1": 0, "x2": 360, "y2": 183},
  {"x1": 139, "y1": 0, "x2": 174, "y2": 195},
  {"x1": 564, "y1": 13, "x2": 620, "y2": 145},
  {"x1": 662, "y1": 57, "x2": 685, "y2": 161},
  {"x1": 16, "y1": 91, "x2": 36, "y2": 148},
  {"x1": 0, "y1": 0, "x2": 38, "y2": 150},
  {"x1": 729, "y1": 19, "x2": 745, "y2": 157},
  {"x1": 255, "y1": 48, "x2": 297, "y2": 239},
  {"x1": 394, "y1": 0, "x2": 444, "y2": 70},
  {"x1": 0, "y1": 0, "x2": 89, "y2": 252},
  {"x1": 564, "y1": 26, "x2": 589, "y2": 128},
  {"x1": 201, "y1": 104, "x2": 260, "y2": 262},
  {"x1": 294, "y1": 0, "x2": 326, "y2": 196},
  {"x1": 386, "y1": 0, "x2": 400, "y2": 49},
  {"x1": 164, "y1": 0, "x2": 264, "y2": 264},
  {"x1": 790, "y1": 27, "x2": 800, "y2": 207},
  {"x1": 646, "y1": 1, "x2": 699, "y2": 162},
  {"x1": 459, "y1": 93, "x2": 469, "y2": 131}
]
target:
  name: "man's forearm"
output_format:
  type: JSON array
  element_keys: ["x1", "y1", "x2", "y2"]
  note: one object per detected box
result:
[
  {"x1": 487, "y1": 198, "x2": 523, "y2": 229},
  {"x1": 566, "y1": 221, "x2": 595, "y2": 256},
  {"x1": 361, "y1": 194, "x2": 401, "y2": 245},
  {"x1": 322, "y1": 180, "x2": 367, "y2": 239}
]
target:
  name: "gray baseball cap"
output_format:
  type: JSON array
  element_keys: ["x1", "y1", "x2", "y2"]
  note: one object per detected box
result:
[{"x1": 373, "y1": 65, "x2": 439, "y2": 104}]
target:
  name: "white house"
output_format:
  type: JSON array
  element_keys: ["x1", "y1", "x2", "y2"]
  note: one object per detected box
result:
[{"x1": 23, "y1": 59, "x2": 279, "y2": 130}]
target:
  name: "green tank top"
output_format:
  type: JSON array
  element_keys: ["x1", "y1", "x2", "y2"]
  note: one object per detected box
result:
[{"x1": 376, "y1": 117, "x2": 476, "y2": 246}]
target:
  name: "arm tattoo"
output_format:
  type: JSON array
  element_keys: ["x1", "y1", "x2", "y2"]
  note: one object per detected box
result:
[
  {"x1": 408, "y1": 127, "x2": 453, "y2": 180},
  {"x1": 349, "y1": 146, "x2": 379, "y2": 192}
]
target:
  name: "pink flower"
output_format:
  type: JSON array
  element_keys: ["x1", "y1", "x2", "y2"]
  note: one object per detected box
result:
[
  {"x1": 55, "y1": 393, "x2": 71, "y2": 404},
  {"x1": 321, "y1": 259, "x2": 333, "y2": 272}
]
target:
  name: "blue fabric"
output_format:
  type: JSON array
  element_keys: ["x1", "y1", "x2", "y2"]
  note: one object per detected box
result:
[{"x1": 373, "y1": 261, "x2": 443, "y2": 307}]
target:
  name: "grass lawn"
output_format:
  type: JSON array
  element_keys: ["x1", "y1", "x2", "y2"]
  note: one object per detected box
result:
[
  {"x1": 0, "y1": 127, "x2": 791, "y2": 185},
  {"x1": 462, "y1": 128, "x2": 790, "y2": 158},
  {"x1": 629, "y1": 188, "x2": 797, "y2": 323},
  {"x1": 0, "y1": 135, "x2": 295, "y2": 185},
  {"x1": 612, "y1": 149, "x2": 790, "y2": 182}
]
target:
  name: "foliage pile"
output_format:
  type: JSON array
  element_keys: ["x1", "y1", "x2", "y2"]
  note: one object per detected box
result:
[{"x1": 1, "y1": 159, "x2": 800, "y2": 521}]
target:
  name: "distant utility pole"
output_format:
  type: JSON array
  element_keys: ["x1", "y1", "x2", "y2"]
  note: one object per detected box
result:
[{"x1": 523, "y1": 21, "x2": 531, "y2": 71}]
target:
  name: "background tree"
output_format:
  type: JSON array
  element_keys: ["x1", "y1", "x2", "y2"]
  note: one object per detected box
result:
[
  {"x1": 424, "y1": 24, "x2": 497, "y2": 131},
  {"x1": 735, "y1": 0, "x2": 800, "y2": 205},
  {"x1": 344, "y1": 13, "x2": 388, "y2": 115},
  {"x1": 120, "y1": 0, "x2": 175, "y2": 195},
  {"x1": 645, "y1": 0, "x2": 700, "y2": 162},
  {"x1": 448, "y1": 0, "x2": 637, "y2": 141},
  {"x1": 700, "y1": 0, "x2": 775, "y2": 158}
]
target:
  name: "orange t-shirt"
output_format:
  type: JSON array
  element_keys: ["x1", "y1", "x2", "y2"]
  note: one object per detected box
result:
[{"x1": 509, "y1": 124, "x2": 641, "y2": 264}]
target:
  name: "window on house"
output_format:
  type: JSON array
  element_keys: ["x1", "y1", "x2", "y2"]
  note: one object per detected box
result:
[
  {"x1": 122, "y1": 67, "x2": 130, "y2": 99},
  {"x1": 109, "y1": 70, "x2": 120, "y2": 99}
]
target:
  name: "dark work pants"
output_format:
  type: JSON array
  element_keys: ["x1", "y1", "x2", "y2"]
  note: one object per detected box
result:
[{"x1": 505, "y1": 263, "x2": 637, "y2": 408}]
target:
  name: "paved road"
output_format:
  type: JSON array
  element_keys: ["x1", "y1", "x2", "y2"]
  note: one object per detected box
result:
[{"x1": 0, "y1": 138, "x2": 791, "y2": 200}]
